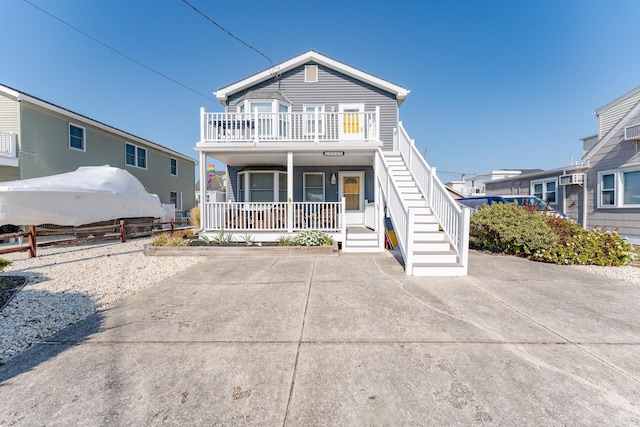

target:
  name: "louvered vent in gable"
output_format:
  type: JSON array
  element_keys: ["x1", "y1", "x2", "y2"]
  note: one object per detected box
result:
[{"x1": 305, "y1": 65, "x2": 318, "y2": 83}]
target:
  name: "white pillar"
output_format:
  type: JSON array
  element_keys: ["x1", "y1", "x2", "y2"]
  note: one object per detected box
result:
[
  {"x1": 287, "y1": 152, "x2": 294, "y2": 233},
  {"x1": 199, "y1": 151, "x2": 207, "y2": 232}
]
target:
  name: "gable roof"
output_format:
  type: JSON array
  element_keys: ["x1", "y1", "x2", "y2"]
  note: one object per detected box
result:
[
  {"x1": 0, "y1": 84, "x2": 195, "y2": 163},
  {"x1": 214, "y1": 50, "x2": 410, "y2": 105},
  {"x1": 582, "y1": 97, "x2": 640, "y2": 164},
  {"x1": 594, "y1": 84, "x2": 640, "y2": 115}
]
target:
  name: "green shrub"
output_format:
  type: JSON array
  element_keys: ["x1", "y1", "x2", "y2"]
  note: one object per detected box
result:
[
  {"x1": 533, "y1": 227, "x2": 634, "y2": 266},
  {"x1": 469, "y1": 202, "x2": 557, "y2": 256},
  {"x1": 293, "y1": 230, "x2": 333, "y2": 246}
]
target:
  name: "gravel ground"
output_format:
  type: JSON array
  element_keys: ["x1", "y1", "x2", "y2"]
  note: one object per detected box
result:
[{"x1": 0, "y1": 237, "x2": 205, "y2": 363}]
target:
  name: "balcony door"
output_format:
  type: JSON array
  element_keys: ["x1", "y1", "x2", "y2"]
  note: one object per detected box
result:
[
  {"x1": 339, "y1": 103, "x2": 364, "y2": 141},
  {"x1": 339, "y1": 171, "x2": 365, "y2": 225}
]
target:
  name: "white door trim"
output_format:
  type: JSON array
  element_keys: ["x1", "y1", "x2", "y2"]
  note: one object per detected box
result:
[
  {"x1": 338, "y1": 171, "x2": 365, "y2": 225},
  {"x1": 339, "y1": 103, "x2": 365, "y2": 140}
]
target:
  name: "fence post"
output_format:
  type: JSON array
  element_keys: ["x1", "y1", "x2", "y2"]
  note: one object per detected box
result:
[
  {"x1": 170, "y1": 218, "x2": 175, "y2": 235},
  {"x1": 28, "y1": 225, "x2": 36, "y2": 258},
  {"x1": 120, "y1": 220, "x2": 126, "y2": 243}
]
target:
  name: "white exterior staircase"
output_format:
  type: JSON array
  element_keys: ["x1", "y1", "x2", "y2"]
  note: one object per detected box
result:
[{"x1": 383, "y1": 152, "x2": 467, "y2": 276}]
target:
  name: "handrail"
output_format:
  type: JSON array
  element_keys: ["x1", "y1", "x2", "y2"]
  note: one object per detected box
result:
[
  {"x1": 375, "y1": 149, "x2": 414, "y2": 274},
  {"x1": 396, "y1": 123, "x2": 470, "y2": 273}
]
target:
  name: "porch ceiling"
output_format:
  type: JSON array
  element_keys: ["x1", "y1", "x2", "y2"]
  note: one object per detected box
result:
[{"x1": 209, "y1": 151, "x2": 375, "y2": 167}]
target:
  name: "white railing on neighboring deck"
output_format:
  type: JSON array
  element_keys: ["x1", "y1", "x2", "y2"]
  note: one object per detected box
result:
[
  {"x1": 396, "y1": 122, "x2": 470, "y2": 273},
  {"x1": 200, "y1": 108, "x2": 379, "y2": 143},
  {"x1": 202, "y1": 201, "x2": 345, "y2": 234},
  {"x1": 0, "y1": 131, "x2": 16, "y2": 157}
]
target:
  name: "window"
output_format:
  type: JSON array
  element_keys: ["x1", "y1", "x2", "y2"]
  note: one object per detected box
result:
[
  {"x1": 237, "y1": 171, "x2": 287, "y2": 202},
  {"x1": 304, "y1": 105, "x2": 325, "y2": 136},
  {"x1": 69, "y1": 123, "x2": 85, "y2": 151},
  {"x1": 125, "y1": 142, "x2": 147, "y2": 169},
  {"x1": 304, "y1": 173, "x2": 325, "y2": 202},
  {"x1": 598, "y1": 167, "x2": 640, "y2": 208},
  {"x1": 170, "y1": 191, "x2": 181, "y2": 211},
  {"x1": 170, "y1": 158, "x2": 177, "y2": 176},
  {"x1": 237, "y1": 100, "x2": 290, "y2": 138},
  {"x1": 530, "y1": 178, "x2": 557, "y2": 205},
  {"x1": 305, "y1": 65, "x2": 318, "y2": 83}
]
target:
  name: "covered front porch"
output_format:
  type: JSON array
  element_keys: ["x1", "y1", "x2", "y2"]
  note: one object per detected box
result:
[{"x1": 195, "y1": 147, "x2": 385, "y2": 250}]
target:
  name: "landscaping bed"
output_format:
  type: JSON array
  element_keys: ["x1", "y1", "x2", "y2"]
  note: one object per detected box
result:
[{"x1": 143, "y1": 241, "x2": 339, "y2": 257}]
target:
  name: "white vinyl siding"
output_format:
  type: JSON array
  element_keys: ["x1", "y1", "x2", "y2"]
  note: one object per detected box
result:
[{"x1": 598, "y1": 91, "x2": 640, "y2": 139}]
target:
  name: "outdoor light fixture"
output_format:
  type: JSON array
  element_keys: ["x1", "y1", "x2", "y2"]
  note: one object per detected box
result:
[
  {"x1": 331, "y1": 173, "x2": 337, "y2": 184},
  {"x1": 323, "y1": 151, "x2": 344, "y2": 156}
]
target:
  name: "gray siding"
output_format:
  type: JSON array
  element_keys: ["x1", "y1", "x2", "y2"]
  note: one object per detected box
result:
[
  {"x1": 227, "y1": 165, "x2": 374, "y2": 203},
  {"x1": 0, "y1": 91, "x2": 20, "y2": 181},
  {"x1": 599, "y1": 92, "x2": 640, "y2": 139},
  {"x1": 17, "y1": 102, "x2": 195, "y2": 213},
  {"x1": 226, "y1": 63, "x2": 399, "y2": 150},
  {"x1": 586, "y1": 109, "x2": 640, "y2": 237}
]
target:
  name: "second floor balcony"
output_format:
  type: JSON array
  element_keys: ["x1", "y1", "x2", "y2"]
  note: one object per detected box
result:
[{"x1": 199, "y1": 107, "x2": 380, "y2": 145}]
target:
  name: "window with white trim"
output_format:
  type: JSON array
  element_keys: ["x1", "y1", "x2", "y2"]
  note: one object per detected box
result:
[
  {"x1": 125, "y1": 142, "x2": 147, "y2": 169},
  {"x1": 170, "y1": 191, "x2": 181, "y2": 211},
  {"x1": 304, "y1": 173, "x2": 325, "y2": 202},
  {"x1": 599, "y1": 166, "x2": 640, "y2": 207},
  {"x1": 304, "y1": 105, "x2": 325, "y2": 136},
  {"x1": 237, "y1": 99, "x2": 291, "y2": 138},
  {"x1": 170, "y1": 158, "x2": 177, "y2": 176},
  {"x1": 237, "y1": 171, "x2": 287, "y2": 202},
  {"x1": 69, "y1": 123, "x2": 85, "y2": 151},
  {"x1": 531, "y1": 178, "x2": 557, "y2": 205}
]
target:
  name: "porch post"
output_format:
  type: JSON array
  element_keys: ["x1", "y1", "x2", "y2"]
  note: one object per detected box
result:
[
  {"x1": 287, "y1": 151, "x2": 294, "y2": 233},
  {"x1": 199, "y1": 151, "x2": 207, "y2": 231},
  {"x1": 374, "y1": 150, "x2": 385, "y2": 249}
]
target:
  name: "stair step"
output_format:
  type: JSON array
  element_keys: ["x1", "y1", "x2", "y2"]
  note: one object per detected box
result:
[
  {"x1": 413, "y1": 223, "x2": 440, "y2": 232},
  {"x1": 411, "y1": 263, "x2": 466, "y2": 277},
  {"x1": 402, "y1": 193, "x2": 425, "y2": 200},
  {"x1": 346, "y1": 239, "x2": 378, "y2": 247},
  {"x1": 406, "y1": 200, "x2": 428, "y2": 208},
  {"x1": 410, "y1": 251, "x2": 457, "y2": 264},
  {"x1": 347, "y1": 233, "x2": 378, "y2": 241},
  {"x1": 412, "y1": 241, "x2": 452, "y2": 252},
  {"x1": 410, "y1": 231, "x2": 446, "y2": 241}
]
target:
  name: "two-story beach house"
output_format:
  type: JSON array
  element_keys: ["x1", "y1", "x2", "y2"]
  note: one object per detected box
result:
[
  {"x1": 196, "y1": 51, "x2": 470, "y2": 276},
  {"x1": 0, "y1": 84, "x2": 196, "y2": 219}
]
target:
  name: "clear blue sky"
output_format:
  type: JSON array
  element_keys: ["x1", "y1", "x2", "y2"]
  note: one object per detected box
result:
[{"x1": 2, "y1": 0, "x2": 640, "y2": 183}]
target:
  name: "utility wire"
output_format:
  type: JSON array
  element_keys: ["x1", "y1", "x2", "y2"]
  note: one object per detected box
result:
[
  {"x1": 22, "y1": 0, "x2": 216, "y2": 102},
  {"x1": 181, "y1": 0, "x2": 272, "y2": 65}
]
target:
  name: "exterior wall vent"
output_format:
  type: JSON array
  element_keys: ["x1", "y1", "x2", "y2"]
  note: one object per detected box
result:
[
  {"x1": 305, "y1": 65, "x2": 318, "y2": 83},
  {"x1": 559, "y1": 173, "x2": 585, "y2": 186},
  {"x1": 624, "y1": 123, "x2": 640, "y2": 140}
]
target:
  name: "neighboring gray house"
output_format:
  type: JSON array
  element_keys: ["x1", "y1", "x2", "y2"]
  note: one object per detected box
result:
[
  {"x1": 195, "y1": 51, "x2": 470, "y2": 276},
  {"x1": 486, "y1": 84, "x2": 640, "y2": 243},
  {"x1": 0, "y1": 84, "x2": 196, "y2": 218}
]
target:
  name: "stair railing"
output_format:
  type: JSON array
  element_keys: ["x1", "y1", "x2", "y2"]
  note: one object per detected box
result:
[
  {"x1": 396, "y1": 123, "x2": 470, "y2": 273},
  {"x1": 376, "y1": 149, "x2": 414, "y2": 274}
]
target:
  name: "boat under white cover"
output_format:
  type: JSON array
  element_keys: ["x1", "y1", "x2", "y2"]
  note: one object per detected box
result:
[{"x1": 0, "y1": 166, "x2": 164, "y2": 226}]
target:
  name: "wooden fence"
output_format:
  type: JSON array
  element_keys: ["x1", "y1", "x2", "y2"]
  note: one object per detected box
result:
[{"x1": 0, "y1": 218, "x2": 192, "y2": 258}]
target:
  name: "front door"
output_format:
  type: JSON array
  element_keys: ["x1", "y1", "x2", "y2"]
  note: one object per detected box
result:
[
  {"x1": 339, "y1": 171, "x2": 365, "y2": 225},
  {"x1": 339, "y1": 103, "x2": 365, "y2": 140}
]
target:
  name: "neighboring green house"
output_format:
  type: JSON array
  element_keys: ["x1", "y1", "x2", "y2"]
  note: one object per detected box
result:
[{"x1": 0, "y1": 84, "x2": 196, "y2": 218}]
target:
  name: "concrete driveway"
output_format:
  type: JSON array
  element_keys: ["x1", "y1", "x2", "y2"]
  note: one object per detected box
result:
[{"x1": 1, "y1": 251, "x2": 640, "y2": 425}]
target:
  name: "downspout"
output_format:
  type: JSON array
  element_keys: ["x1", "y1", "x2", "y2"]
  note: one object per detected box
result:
[{"x1": 582, "y1": 172, "x2": 588, "y2": 230}]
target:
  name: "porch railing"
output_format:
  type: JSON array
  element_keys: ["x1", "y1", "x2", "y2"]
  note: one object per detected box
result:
[
  {"x1": 202, "y1": 201, "x2": 345, "y2": 233},
  {"x1": 396, "y1": 123, "x2": 470, "y2": 273},
  {"x1": 0, "y1": 131, "x2": 16, "y2": 157},
  {"x1": 200, "y1": 108, "x2": 379, "y2": 143}
]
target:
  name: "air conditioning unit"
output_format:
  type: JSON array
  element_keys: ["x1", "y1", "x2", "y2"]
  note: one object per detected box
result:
[
  {"x1": 625, "y1": 124, "x2": 640, "y2": 140},
  {"x1": 559, "y1": 173, "x2": 585, "y2": 186}
]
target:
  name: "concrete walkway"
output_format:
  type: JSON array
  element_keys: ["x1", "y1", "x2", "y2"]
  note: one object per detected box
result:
[{"x1": 1, "y1": 251, "x2": 640, "y2": 425}]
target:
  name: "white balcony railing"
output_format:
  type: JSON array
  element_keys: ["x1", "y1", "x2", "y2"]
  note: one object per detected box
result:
[
  {"x1": 200, "y1": 108, "x2": 380, "y2": 143},
  {"x1": 0, "y1": 131, "x2": 16, "y2": 157},
  {"x1": 202, "y1": 201, "x2": 345, "y2": 233}
]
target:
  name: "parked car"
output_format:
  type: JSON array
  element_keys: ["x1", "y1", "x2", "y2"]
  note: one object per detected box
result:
[
  {"x1": 456, "y1": 196, "x2": 509, "y2": 210},
  {"x1": 501, "y1": 196, "x2": 566, "y2": 218}
]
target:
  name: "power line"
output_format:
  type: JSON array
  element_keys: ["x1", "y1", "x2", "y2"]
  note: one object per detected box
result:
[
  {"x1": 22, "y1": 0, "x2": 216, "y2": 102},
  {"x1": 181, "y1": 0, "x2": 272, "y2": 65}
]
